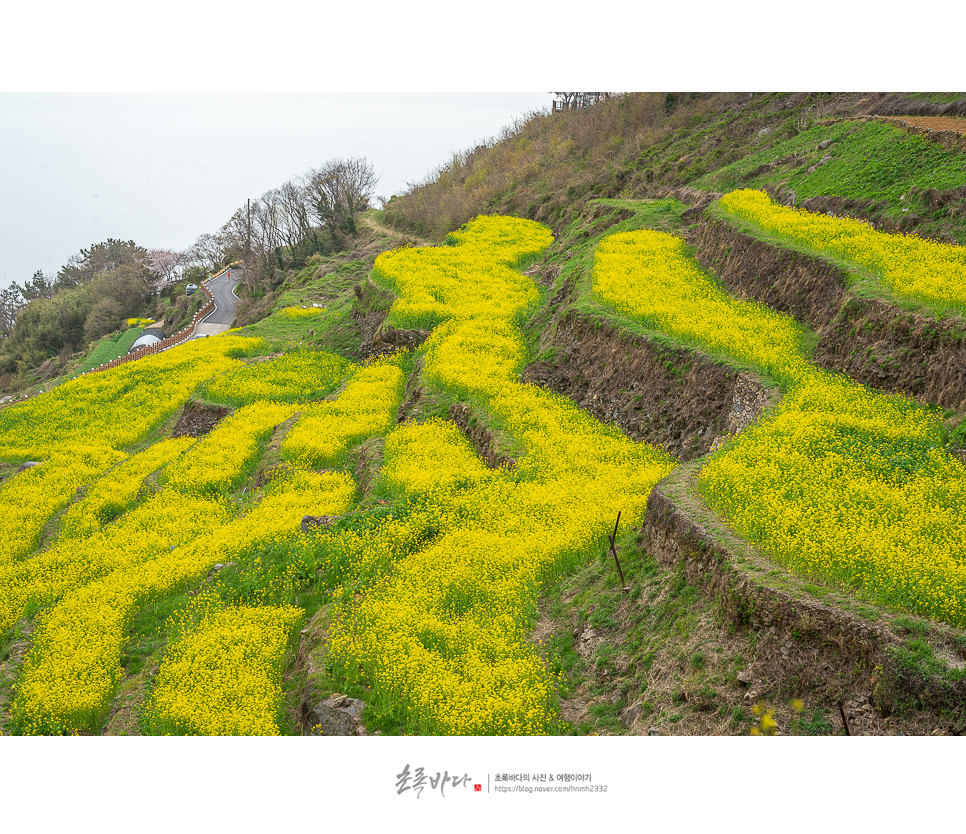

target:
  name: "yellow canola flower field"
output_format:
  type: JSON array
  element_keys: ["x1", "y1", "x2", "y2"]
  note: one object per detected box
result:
[
  {"x1": 1, "y1": 331, "x2": 394, "y2": 734},
  {"x1": 57, "y1": 436, "x2": 196, "y2": 542},
  {"x1": 719, "y1": 188, "x2": 966, "y2": 313},
  {"x1": 593, "y1": 228, "x2": 966, "y2": 626},
  {"x1": 14, "y1": 467, "x2": 354, "y2": 734},
  {"x1": 0, "y1": 333, "x2": 262, "y2": 456},
  {"x1": 0, "y1": 335, "x2": 258, "y2": 582},
  {"x1": 282, "y1": 359, "x2": 406, "y2": 468},
  {"x1": 324, "y1": 216, "x2": 674, "y2": 734},
  {"x1": 201, "y1": 348, "x2": 350, "y2": 407},
  {"x1": 0, "y1": 446, "x2": 127, "y2": 565},
  {"x1": 0, "y1": 489, "x2": 226, "y2": 633},
  {"x1": 277, "y1": 306, "x2": 327, "y2": 319},
  {"x1": 330, "y1": 415, "x2": 671, "y2": 734},
  {"x1": 10, "y1": 204, "x2": 965, "y2": 734},
  {"x1": 145, "y1": 596, "x2": 302, "y2": 735},
  {"x1": 594, "y1": 229, "x2": 813, "y2": 386},
  {"x1": 700, "y1": 373, "x2": 966, "y2": 624},
  {"x1": 371, "y1": 214, "x2": 551, "y2": 329},
  {"x1": 162, "y1": 400, "x2": 301, "y2": 496}
]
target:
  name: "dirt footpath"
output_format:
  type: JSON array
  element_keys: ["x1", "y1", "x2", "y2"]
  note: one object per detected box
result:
[{"x1": 891, "y1": 115, "x2": 966, "y2": 134}]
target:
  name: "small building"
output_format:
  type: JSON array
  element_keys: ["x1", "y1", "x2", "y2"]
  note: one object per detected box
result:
[
  {"x1": 551, "y1": 92, "x2": 615, "y2": 113},
  {"x1": 129, "y1": 327, "x2": 167, "y2": 353}
]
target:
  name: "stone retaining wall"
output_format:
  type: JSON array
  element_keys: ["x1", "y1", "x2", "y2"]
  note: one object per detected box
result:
[
  {"x1": 693, "y1": 215, "x2": 966, "y2": 411},
  {"x1": 640, "y1": 459, "x2": 966, "y2": 723}
]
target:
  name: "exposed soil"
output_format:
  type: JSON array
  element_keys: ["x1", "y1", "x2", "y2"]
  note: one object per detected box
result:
[
  {"x1": 395, "y1": 356, "x2": 425, "y2": 425},
  {"x1": 171, "y1": 401, "x2": 232, "y2": 438},
  {"x1": 349, "y1": 436, "x2": 385, "y2": 500},
  {"x1": 693, "y1": 215, "x2": 849, "y2": 332},
  {"x1": 814, "y1": 296, "x2": 966, "y2": 410},
  {"x1": 101, "y1": 665, "x2": 155, "y2": 736},
  {"x1": 523, "y1": 310, "x2": 767, "y2": 460},
  {"x1": 890, "y1": 115, "x2": 966, "y2": 134},
  {"x1": 872, "y1": 114, "x2": 966, "y2": 155},
  {"x1": 0, "y1": 620, "x2": 33, "y2": 735}
]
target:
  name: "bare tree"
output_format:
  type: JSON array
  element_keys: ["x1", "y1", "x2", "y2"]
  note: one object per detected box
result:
[
  {"x1": 278, "y1": 177, "x2": 313, "y2": 250},
  {"x1": 304, "y1": 157, "x2": 378, "y2": 244},
  {"x1": 250, "y1": 189, "x2": 287, "y2": 280},
  {"x1": 188, "y1": 233, "x2": 225, "y2": 274},
  {"x1": 218, "y1": 207, "x2": 251, "y2": 266},
  {"x1": 203, "y1": 158, "x2": 379, "y2": 299}
]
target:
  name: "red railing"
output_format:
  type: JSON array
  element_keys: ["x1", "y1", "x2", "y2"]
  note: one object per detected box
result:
[{"x1": 91, "y1": 283, "x2": 216, "y2": 373}]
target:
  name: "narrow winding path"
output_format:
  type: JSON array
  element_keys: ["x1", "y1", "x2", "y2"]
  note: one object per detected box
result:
[
  {"x1": 193, "y1": 266, "x2": 241, "y2": 338},
  {"x1": 357, "y1": 211, "x2": 434, "y2": 248}
]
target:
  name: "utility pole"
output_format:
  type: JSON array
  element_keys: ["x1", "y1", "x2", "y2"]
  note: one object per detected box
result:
[{"x1": 246, "y1": 198, "x2": 252, "y2": 263}]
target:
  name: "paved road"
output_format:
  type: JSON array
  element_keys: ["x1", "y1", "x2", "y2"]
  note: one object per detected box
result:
[{"x1": 193, "y1": 267, "x2": 241, "y2": 337}]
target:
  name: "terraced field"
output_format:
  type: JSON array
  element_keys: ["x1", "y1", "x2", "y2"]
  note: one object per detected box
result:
[{"x1": 2, "y1": 188, "x2": 965, "y2": 736}]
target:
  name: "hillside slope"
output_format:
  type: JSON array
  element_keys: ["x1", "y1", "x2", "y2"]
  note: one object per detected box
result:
[{"x1": 3, "y1": 92, "x2": 966, "y2": 737}]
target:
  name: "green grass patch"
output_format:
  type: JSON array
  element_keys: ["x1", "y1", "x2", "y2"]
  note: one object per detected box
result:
[
  {"x1": 694, "y1": 118, "x2": 966, "y2": 244},
  {"x1": 791, "y1": 121, "x2": 966, "y2": 203},
  {"x1": 73, "y1": 327, "x2": 145, "y2": 375}
]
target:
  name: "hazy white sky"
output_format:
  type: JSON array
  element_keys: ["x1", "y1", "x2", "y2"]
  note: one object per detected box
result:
[
  {"x1": 0, "y1": 4, "x2": 947, "y2": 286},
  {"x1": 0, "y1": 92, "x2": 551, "y2": 283}
]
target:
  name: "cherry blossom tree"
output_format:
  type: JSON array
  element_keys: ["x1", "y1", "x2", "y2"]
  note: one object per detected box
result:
[{"x1": 140, "y1": 248, "x2": 180, "y2": 288}]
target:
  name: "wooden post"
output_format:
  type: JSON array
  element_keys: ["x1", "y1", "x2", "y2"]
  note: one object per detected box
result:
[
  {"x1": 608, "y1": 511, "x2": 629, "y2": 592},
  {"x1": 837, "y1": 700, "x2": 851, "y2": 736}
]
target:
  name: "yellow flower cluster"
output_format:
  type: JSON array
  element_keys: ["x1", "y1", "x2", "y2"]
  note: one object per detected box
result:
[
  {"x1": 1, "y1": 331, "x2": 385, "y2": 734},
  {"x1": 163, "y1": 400, "x2": 301, "y2": 496},
  {"x1": 13, "y1": 466, "x2": 354, "y2": 733},
  {"x1": 322, "y1": 216, "x2": 674, "y2": 734},
  {"x1": 17, "y1": 199, "x2": 963, "y2": 733},
  {"x1": 372, "y1": 214, "x2": 552, "y2": 330},
  {"x1": 145, "y1": 594, "x2": 302, "y2": 735},
  {"x1": 593, "y1": 228, "x2": 966, "y2": 625},
  {"x1": 0, "y1": 489, "x2": 228, "y2": 632},
  {"x1": 201, "y1": 349, "x2": 350, "y2": 407},
  {"x1": 700, "y1": 373, "x2": 966, "y2": 624},
  {"x1": 277, "y1": 306, "x2": 327, "y2": 319},
  {"x1": 719, "y1": 188, "x2": 966, "y2": 312},
  {"x1": 0, "y1": 333, "x2": 262, "y2": 455},
  {"x1": 58, "y1": 436, "x2": 195, "y2": 542},
  {"x1": 330, "y1": 415, "x2": 671, "y2": 734},
  {"x1": 594, "y1": 230, "x2": 813, "y2": 387},
  {"x1": 0, "y1": 446, "x2": 127, "y2": 565},
  {"x1": 281, "y1": 359, "x2": 406, "y2": 468}
]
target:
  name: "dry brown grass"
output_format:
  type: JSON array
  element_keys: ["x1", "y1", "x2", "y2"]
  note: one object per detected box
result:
[
  {"x1": 382, "y1": 93, "x2": 687, "y2": 240},
  {"x1": 540, "y1": 539, "x2": 958, "y2": 737}
]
